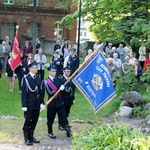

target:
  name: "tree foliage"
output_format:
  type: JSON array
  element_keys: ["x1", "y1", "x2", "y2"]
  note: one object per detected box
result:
[{"x1": 60, "y1": 0, "x2": 150, "y2": 44}]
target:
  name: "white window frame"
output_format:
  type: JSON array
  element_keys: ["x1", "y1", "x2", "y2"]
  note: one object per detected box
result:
[
  {"x1": 4, "y1": 0, "x2": 14, "y2": 5},
  {"x1": 54, "y1": 24, "x2": 63, "y2": 39},
  {"x1": 28, "y1": 0, "x2": 39, "y2": 6}
]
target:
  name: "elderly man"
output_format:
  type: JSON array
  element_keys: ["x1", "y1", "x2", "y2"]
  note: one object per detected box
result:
[
  {"x1": 0, "y1": 41, "x2": 8, "y2": 69},
  {"x1": 122, "y1": 56, "x2": 132, "y2": 76},
  {"x1": 34, "y1": 48, "x2": 47, "y2": 81},
  {"x1": 107, "y1": 58, "x2": 117, "y2": 80},
  {"x1": 112, "y1": 53, "x2": 122, "y2": 77}
]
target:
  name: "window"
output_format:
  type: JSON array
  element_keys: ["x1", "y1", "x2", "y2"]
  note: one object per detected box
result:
[
  {"x1": 1, "y1": 23, "x2": 16, "y2": 40},
  {"x1": 84, "y1": 32, "x2": 86, "y2": 37},
  {"x1": 26, "y1": 23, "x2": 41, "y2": 38},
  {"x1": 4, "y1": 0, "x2": 14, "y2": 4},
  {"x1": 59, "y1": 0, "x2": 65, "y2": 2},
  {"x1": 28, "y1": 0, "x2": 39, "y2": 6},
  {"x1": 54, "y1": 24, "x2": 63, "y2": 39}
]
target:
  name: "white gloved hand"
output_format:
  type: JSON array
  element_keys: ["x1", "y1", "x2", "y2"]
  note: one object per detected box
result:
[
  {"x1": 73, "y1": 100, "x2": 75, "y2": 103},
  {"x1": 5, "y1": 73, "x2": 8, "y2": 77},
  {"x1": 22, "y1": 107, "x2": 27, "y2": 111},
  {"x1": 40, "y1": 104, "x2": 46, "y2": 110},
  {"x1": 59, "y1": 85, "x2": 65, "y2": 91}
]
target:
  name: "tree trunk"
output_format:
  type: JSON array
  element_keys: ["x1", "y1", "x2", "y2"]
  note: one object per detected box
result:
[{"x1": 32, "y1": 0, "x2": 37, "y2": 54}]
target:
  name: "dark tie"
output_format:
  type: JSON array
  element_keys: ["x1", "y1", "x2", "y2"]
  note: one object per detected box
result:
[
  {"x1": 40, "y1": 54, "x2": 42, "y2": 70},
  {"x1": 33, "y1": 75, "x2": 35, "y2": 79}
]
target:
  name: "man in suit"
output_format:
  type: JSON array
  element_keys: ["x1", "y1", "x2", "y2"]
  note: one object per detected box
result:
[
  {"x1": 44, "y1": 66, "x2": 72, "y2": 139},
  {"x1": 0, "y1": 41, "x2": 8, "y2": 69},
  {"x1": 59, "y1": 67, "x2": 75, "y2": 130},
  {"x1": 34, "y1": 48, "x2": 47, "y2": 81},
  {"x1": 21, "y1": 61, "x2": 45, "y2": 146}
]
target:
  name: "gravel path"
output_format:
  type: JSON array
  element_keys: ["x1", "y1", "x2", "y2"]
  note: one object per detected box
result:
[{"x1": 1, "y1": 115, "x2": 149, "y2": 150}]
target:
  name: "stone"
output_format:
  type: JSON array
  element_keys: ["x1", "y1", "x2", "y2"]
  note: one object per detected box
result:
[
  {"x1": 119, "y1": 106, "x2": 133, "y2": 118},
  {"x1": 144, "y1": 102, "x2": 150, "y2": 110},
  {"x1": 146, "y1": 119, "x2": 150, "y2": 126},
  {"x1": 119, "y1": 91, "x2": 143, "y2": 106},
  {"x1": 120, "y1": 101, "x2": 130, "y2": 107}
]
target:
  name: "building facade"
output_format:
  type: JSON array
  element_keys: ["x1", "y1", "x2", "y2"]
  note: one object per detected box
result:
[{"x1": 0, "y1": 0, "x2": 77, "y2": 50}]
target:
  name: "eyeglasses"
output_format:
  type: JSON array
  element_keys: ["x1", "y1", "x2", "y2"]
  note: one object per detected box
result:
[
  {"x1": 32, "y1": 66, "x2": 38, "y2": 68},
  {"x1": 50, "y1": 70, "x2": 56, "y2": 72}
]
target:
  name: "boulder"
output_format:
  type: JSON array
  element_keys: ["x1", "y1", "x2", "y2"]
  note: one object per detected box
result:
[
  {"x1": 144, "y1": 102, "x2": 150, "y2": 111},
  {"x1": 119, "y1": 106, "x2": 133, "y2": 118},
  {"x1": 120, "y1": 101, "x2": 130, "y2": 107},
  {"x1": 119, "y1": 91, "x2": 143, "y2": 106}
]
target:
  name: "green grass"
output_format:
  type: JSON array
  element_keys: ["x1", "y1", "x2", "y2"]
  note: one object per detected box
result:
[
  {"x1": 0, "y1": 71, "x2": 120, "y2": 121},
  {"x1": 0, "y1": 55, "x2": 146, "y2": 121}
]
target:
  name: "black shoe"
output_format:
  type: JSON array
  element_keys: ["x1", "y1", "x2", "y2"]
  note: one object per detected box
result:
[
  {"x1": 59, "y1": 125, "x2": 65, "y2": 130},
  {"x1": 48, "y1": 133, "x2": 56, "y2": 139},
  {"x1": 25, "y1": 139, "x2": 33, "y2": 146},
  {"x1": 31, "y1": 137, "x2": 40, "y2": 143},
  {"x1": 66, "y1": 132, "x2": 73, "y2": 138}
]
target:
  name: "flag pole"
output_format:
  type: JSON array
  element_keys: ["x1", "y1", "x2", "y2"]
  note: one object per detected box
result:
[
  {"x1": 40, "y1": 46, "x2": 101, "y2": 113},
  {"x1": 11, "y1": 25, "x2": 19, "y2": 92}
]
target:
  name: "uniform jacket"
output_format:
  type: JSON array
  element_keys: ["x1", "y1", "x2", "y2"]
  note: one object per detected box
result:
[
  {"x1": 44, "y1": 77, "x2": 64, "y2": 108},
  {"x1": 67, "y1": 55, "x2": 79, "y2": 75},
  {"x1": 60, "y1": 76, "x2": 74, "y2": 106},
  {"x1": 21, "y1": 74, "x2": 44, "y2": 110},
  {"x1": 50, "y1": 57, "x2": 63, "y2": 77}
]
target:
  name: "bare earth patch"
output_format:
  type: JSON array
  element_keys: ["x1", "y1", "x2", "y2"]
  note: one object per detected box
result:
[{"x1": 0, "y1": 115, "x2": 149, "y2": 150}]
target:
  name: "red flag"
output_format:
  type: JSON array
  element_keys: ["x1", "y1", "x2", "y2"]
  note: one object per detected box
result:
[{"x1": 11, "y1": 27, "x2": 21, "y2": 71}]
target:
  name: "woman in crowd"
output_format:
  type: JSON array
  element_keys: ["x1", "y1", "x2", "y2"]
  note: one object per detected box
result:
[{"x1": 6, "y1": 52, "x2": 15, "y2": 92}]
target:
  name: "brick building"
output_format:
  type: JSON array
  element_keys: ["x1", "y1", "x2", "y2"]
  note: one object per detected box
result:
[{"x1": 0, "y1": 0, "x2": 77, "y2": 50}]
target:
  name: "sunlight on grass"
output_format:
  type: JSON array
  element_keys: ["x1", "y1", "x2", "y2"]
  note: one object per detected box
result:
[{"x1": 0, "y1": 132, "x2": 19, "y2": 143}]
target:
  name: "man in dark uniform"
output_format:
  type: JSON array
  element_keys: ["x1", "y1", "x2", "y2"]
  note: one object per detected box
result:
[
  {"x1": 50, "y1": 51, "x2": 63, "y2": 77},
  {"x1": 67, "y1": 48, "x2": 79, "y2": 75},
  {"x1": 21, "y1": 61, "x2": 45, "y2": 146},
  {"x1": 59, "y1": 67, "x2": 75, "y2": 130},
  {"x1": 44, "y1": 66, "x2": 72, "y2": 139}
]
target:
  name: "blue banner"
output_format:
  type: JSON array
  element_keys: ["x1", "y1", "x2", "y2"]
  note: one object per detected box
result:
[{"x1": 73, "y1": 51, "x2": 116, "y2": 113}]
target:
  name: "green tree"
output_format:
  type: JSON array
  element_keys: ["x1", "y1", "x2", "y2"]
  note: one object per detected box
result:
[
  {"x1": 114, "y1": 0, "x2": 150, "y2": 44},
  {"x1": 60, "y1": 0, "x2": 150, "y2": 44}
]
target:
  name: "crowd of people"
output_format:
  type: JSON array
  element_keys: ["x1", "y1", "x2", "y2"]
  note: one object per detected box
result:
[
  {"x1": 92, "y1": 41, "x2": 150, "y2": 84},
  {"x1": 0, "y1": 38, "x2": 80, "y2": 146},
  {"x1": 1, "y1": 37, "x2": 150, "y2": 146}
]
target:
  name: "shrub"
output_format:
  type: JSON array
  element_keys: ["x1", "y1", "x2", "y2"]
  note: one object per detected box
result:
[{"x1": 72, "y1": 124, "x2": 150, "y2": 150}]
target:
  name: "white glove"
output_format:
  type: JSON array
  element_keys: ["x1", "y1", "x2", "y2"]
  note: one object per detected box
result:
[
  {"x1": 73, "y1": 100, "x2": 75, "y2": 103},
  {"x1": 60, "y1": 85, "x2": 65, "y2": 91},
  {"x1": 22, "y1": 107, "x2": 27, "y2": 111},
  {"x1": 5, "y1": 73, "x2": 8, "y2": 77},
  {"x1": 40, "y1": 104, "x2": 46, "y2": 110}
]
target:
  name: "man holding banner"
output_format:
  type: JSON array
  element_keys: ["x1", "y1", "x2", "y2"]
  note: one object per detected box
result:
[
  {"x1": 41, "y1": 47, "x2": 116, "y2": 116},
  {"x1": 44, "y1": 66, "x2": 72, "y2": 139}
]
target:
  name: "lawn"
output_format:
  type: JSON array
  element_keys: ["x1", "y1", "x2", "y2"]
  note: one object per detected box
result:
[{"x1": 0, "y1": 54, "x2": 121, "y2": 121}]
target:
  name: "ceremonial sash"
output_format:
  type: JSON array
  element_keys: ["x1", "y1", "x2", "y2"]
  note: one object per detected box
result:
[{"x1": 46, "y1": 79, "x2": 62, "y2": 98}]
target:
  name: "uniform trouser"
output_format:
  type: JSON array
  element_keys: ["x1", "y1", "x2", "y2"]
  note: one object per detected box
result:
[
  {"x1": 16, "y1": 71, "x2": 24, "y2": 90},
  {"x1": 64, "y1": 105, "x2": 72, "y2": 117},
  {"x1": 38, "y1": 70, "x2": 44, "y2": 81},
  {"x1": 23, "y1": 109, "x2": 39, "y2": 131},
  {"x1": 47, "y1": 105, "x2": 68, "y2": 127}
]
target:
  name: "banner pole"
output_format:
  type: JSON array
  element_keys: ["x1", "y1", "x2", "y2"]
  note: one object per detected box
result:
[{"x1": 40, "y1": 46, "x2": 101, "y2": 113}]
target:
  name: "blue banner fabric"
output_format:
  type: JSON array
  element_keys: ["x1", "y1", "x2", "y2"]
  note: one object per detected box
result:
[{"x1": 73, "y1": 51, "x2": 116, "y2": 113}]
